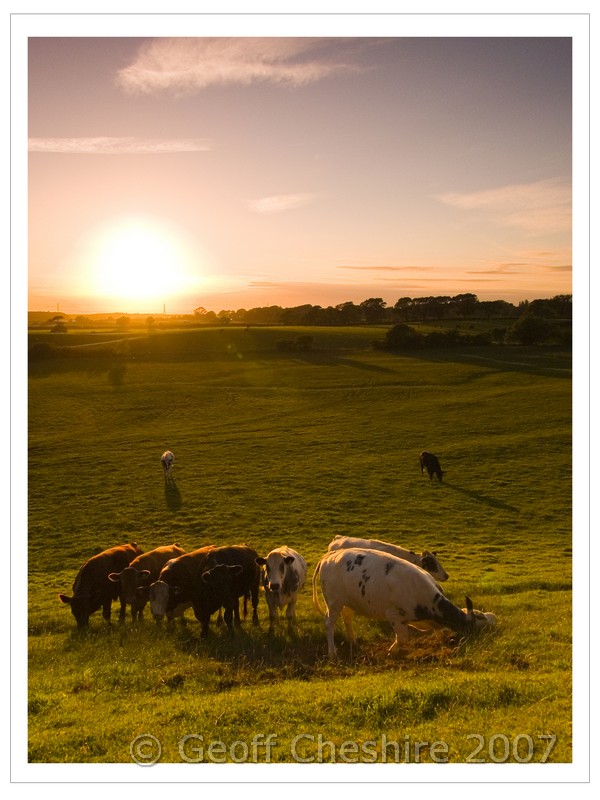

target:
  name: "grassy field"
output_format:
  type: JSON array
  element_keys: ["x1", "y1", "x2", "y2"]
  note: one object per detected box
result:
[{"x1": 27, "y1": 326, "x2": 572, "y2": 765}]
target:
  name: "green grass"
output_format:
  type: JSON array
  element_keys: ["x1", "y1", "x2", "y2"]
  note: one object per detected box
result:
[{"x1": 27, "y1": 328, "x2": 572, "y2": 763}]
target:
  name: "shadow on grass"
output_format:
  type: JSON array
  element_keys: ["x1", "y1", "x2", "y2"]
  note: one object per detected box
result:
[
  {"x1": 165, "y1": 478, "x2": 182, "y2": 511},
  {"x1": 443, "y1": 481, "x2": 519, "y2": 513}
]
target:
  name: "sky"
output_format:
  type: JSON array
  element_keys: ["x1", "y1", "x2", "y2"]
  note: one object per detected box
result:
[{"x1": 26, "y1": 28, "x2": 574, "y2": 314}]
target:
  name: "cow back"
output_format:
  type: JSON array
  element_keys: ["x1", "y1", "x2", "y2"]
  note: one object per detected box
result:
[{"x1": 72, "y1": 542, "x2": 143, "y2": 597}]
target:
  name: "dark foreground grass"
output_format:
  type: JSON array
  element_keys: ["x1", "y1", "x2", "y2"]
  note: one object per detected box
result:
[{"x1": 27, "y1": 328, "x2": 572, "y2": 764}]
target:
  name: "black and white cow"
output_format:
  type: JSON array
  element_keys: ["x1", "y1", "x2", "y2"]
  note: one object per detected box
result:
[
  {"x1": 313, "y1": 547, "x2": 495, "y2": 658},
  {"x1": 420, "y1": 451, "x2": 443, "y2": 482},
  {"x1": 327, "y1": 535, "x2": 448, "y2": 582},
  {"x1": 256, "y1": 546, "x2": 307, "y2": 632}
]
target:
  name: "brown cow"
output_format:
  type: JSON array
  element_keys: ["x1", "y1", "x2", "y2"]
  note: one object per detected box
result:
[
  {"x1": 107, "y1": 544, "x2": 185, "y2": 621},
  {"x1": 148, "y1": 546, "x2": 216, "y2": 623},
  {"x1": 58, "y1": 542, "x2": 143, "y2": 628},
  {"x1": 198, "y1": 545, "x2": 261, "y2": 636}
]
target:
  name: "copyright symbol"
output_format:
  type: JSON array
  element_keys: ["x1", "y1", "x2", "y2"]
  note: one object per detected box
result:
[{"x1": 130, "y1": 733, "x2": 162, "y2": 765}]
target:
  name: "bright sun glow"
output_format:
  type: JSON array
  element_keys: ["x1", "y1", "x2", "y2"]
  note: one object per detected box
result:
[{"x1": 86, "y1": 217, "x2": 202, "y2": 310}]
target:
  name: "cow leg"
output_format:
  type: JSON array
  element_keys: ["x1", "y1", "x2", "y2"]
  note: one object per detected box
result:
[
  {"x1": 340, "y1": 606, "x2": 357, "y2": 645},
  {"x1": 102, "y1": 600, "x2": 112, "y2": 624},
  {"x1": 234, "y1": 599, "x2": 242, "y2": 627},
  {"x1": 324, "y1": 603, "x2": 343, "y2": 659},
  {"x1": 385, "y1": 608, "x2": 410, "y2": 655},
  {"x1": 251, "y1": 587, "x2": 260, "y2": 626},
  {"x1": 285, "y1": 600, "x2": 297, "y2": 628},
  {"x1": 216, "y1": 608, "x2": 224, "y2": 626},
  {"x1": 223, "y1": 605, "x2": 235, "y2": 634},
  {"x1": 265, "y1": 593, "x2": 277, "y2": 633}
]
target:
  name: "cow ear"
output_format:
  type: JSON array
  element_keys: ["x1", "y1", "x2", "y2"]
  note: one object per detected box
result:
[
  {"x1": 201, "y1": 570, "x2": 213, "y2": 584},
  {"x1": 255, "y1": 557, "x2": 267, "y2": 566},
  {"x1": 229, "y1": 565, "x2": 243, "y2": 576},
  {"x1": 58, "y1": 593, "x2": 72, "y2": 605},
  {"x1": 137, "y1": 586, "x2": 150, "y2": 599},
  {"x1": 107, "y1": 572, "x2": 121, "y2": 583},
  {"x1": 138, "y1": 570, "x2": 152, "y2": 581},
  {"x1": 284, "y1": 556, "x2": 295, "y2": 565},
  {"x1": 465, "y1": 596, "x2": 474, "y2": 619}
]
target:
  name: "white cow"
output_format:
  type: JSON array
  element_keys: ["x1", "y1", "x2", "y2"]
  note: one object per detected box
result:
[
  {"x1": 256, "y1": 547, "x2": 307, "y2": 632},
  {"x1": 313, "y1": 547, "x2": 496, "y2": 658},
  {"x1": 161, "y1": 450, "x2": 174, "y2": 478},
  {"x1": 327, "y1": 535, "x2": 449, "y2": 582}
]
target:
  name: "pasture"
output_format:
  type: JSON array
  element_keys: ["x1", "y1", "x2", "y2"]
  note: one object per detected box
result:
[{"x1": 27, "y1": 326, "x2": 573, "y2": 764}]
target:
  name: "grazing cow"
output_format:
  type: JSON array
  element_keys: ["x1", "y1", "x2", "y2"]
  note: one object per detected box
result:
[
  {"x1": 161, "y1": 450, "x2": 174, "y2": 478},
  {"x1": 148, "y1": 546, "x2": 216, "y2": 622},
  {"x1": 256, "y1": 547, "x2": 308, "y2": 632},
  {"x1": 420, "y1": 451, "x2": 443, "y2": 482},
  {"x1": 58, "y1": 542, "x2": 143, "y2": 628},
  {"x1": 327, "y1": 535, "x2": 448, "y2": 582},
  {"x1": 198, "y1": 545, "x2": 261, "y2": 636},
  {"x1": 313, "y1": 548, "x2": 495, "y2": 658},
  {"x1": 107, "y1": 544, "x2": 186, "y2": 621}
]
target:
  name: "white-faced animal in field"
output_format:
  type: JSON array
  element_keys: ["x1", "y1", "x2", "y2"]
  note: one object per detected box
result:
[
  {"x1": 108, "y1": 544, "x2": 186, "y2": 622},
  {"x1": 161, "y1": 450, "x2": 174, "y2": 478},
  {"x1": 327, "y1": 535, "x2": 448, "y2": 582},
  {"x1": 420, "y1": 451, "x2": 444, "y2": 482},
  {"x1": 255, "y1": 546, "x2": 307, "y2": 632},
  {"x1": 313, "y1": 547, "x2": 496, "y2": 659}
]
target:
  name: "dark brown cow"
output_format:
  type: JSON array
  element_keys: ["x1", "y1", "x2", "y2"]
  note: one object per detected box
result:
[
  {"x1": 58, "y1": 542, "x2": 143, "y2": 628},
  {"x1": 107, "y1": 544, "x2": 186, "y2": 621},
  {"x1": 148, "y1": 546, "x2": 216, "y2": 622},
  {"x1": 420, "y1": 451, "x2": 444, "y2": 482},
  {"x1": 198, "y1": 545, "x2": 261, "y2": 637}
]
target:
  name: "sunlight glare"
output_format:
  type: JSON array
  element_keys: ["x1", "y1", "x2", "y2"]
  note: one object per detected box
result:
[{"x1": 87, "y1": 217, "x2": 202, "y2": 310}]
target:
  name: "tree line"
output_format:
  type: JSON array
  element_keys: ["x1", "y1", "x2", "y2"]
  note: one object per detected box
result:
[{"x1": 193, "y1": 293, "x2": 571, "y2": 327}]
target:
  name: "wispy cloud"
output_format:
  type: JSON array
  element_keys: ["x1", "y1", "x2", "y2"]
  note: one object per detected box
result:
[
  {"x1": 434, "y1": 178, "x2": 571, "y2": 234},
  {"x1": 248, "y1": 193, "x2": 319, "y2": 214},
  {"x1": 337, "y1": 265, "x2": 434, "y2": 272},
  {"x1": 28, "y1": 137, "x2": 211, "y2": 155},
  {"x1": 117, "y1": 38, "x2": 359, "y2": 94}
]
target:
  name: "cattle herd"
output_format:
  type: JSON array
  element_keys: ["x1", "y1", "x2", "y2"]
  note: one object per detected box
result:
[
  {"x1": 58, "y1": 492, "x2": 497, "y2": 656},
  {"x1": 58, "y1": 447, "x2": 496, "y2": 654}
]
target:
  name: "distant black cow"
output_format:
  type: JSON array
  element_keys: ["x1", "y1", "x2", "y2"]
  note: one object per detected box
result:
[
  {"x1": 58, "y1": 542, "x2": 143, "y2": 627},
  {"x1": 198, "y1": 545, "x2": 261, "y2": 637},
  {"x1": 420, "y1": 451, "x2": 444, "y2": 482}
]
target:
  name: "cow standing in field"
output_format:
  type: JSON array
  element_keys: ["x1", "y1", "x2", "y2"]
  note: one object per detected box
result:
[
  {"x1": 420, "y1": 451, "x2": 444, "y2": 482},
  {"x1": 313, "y1": 547, "x2": 496, "y2": 659},
  {"x1": 58, "y1": 542, "x2": 143, "y2": 628},
  {"x1": 161, "y1": 451, "x2": 174, "y2": 479},
  {"x1": 199, "y1": 545, "x2": 261, "y2": 637},
  {"x1": 327, "y1": 535, "x2": 448, "y2": 582},
  {"x1": 107, "y1": 544, "x2": 186, "y2": 622},
  {"x1": 256, "y1": 547, "x2": 308, "y2": 632},
  {"x1": 148, "y1": 546, "x2": 216, "y2": 623}
]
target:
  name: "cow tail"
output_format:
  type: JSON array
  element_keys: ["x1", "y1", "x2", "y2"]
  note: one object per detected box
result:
[{"x1": 312, "y1": 558, "x2": 325, "y2": 616}]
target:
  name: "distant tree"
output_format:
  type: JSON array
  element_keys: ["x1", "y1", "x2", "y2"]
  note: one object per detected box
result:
[
  {"x1": 393, "y1": 297, "x2": 413, "y2": 322},
  {"x1": 381, "y1": 323, "x2": 422, "y2": 349},
  {"x1": 115, "y1": 316, "x2": 130, "y2": 332},
  {"x1": 360, "y1": 297, "x2": 387, "y2": 324},
  {"x1": 451, "y1": 293, "x2": 479, "y2": 318},
  {"x1": 336, "y1": 301, "x2": 362, "y2": 325},
  {"x1": 506, "y1": 314, "x2": 556, "y2": 345}
]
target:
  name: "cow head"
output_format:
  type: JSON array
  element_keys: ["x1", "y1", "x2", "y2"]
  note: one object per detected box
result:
[
  {"x1": 108, "y1": 567, "x2": 152, "y2": 604},
  {"x1": 201, "y1": 564, "x2": 243, "y2": 602},
  {"x1": 148, "y1": 580, "x2": 181, "y2": 620},
  {"x1": 463, "y1": 596, "x2": 497, "y2": 632},
  {"x1": 256, "y1": 553, "x2": 295, "y2": 593},
  {"x1": 58, "y1": 592, "x2": 95, "y2": 628},
  {"x1": 420, "y1": 551, "x2": 449, "y2": 582}
]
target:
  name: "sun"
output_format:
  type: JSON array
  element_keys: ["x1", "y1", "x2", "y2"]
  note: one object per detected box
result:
[{"x1": 86, "y1": 216, "x2": 202, "y2": 310}]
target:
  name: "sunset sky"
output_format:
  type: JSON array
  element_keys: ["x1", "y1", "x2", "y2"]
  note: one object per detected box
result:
[{"x1": 24, "y1": 19, "x2": 578, "y2": 314}]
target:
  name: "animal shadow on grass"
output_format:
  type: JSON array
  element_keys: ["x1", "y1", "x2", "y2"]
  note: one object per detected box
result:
[
  {"x1": 443, "y1": 481, "x2": 519, "y2": 513},
  {"x1": 164, "y1": 478, "x2": 182, "y2": 511}
]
